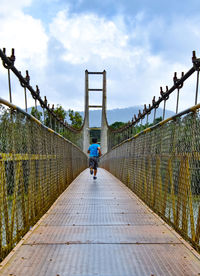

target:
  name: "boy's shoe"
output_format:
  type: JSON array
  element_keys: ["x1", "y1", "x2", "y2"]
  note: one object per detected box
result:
[
  {"x1": 93, "y1": 176, "x2": 97, "y2": 180},
  {"x1": 90, "y1": 168, "x2": 93, "y2": 175}
]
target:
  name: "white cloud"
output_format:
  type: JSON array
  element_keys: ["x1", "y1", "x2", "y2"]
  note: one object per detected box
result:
[
  {"x1": 49, "y1": 10, "x2": 130, "y2": 64},
  {"x1": 0, "y1": 0, "x2": 32, "y2": 14},
  {"x1": 49, "y1": 10, "x2": 196, "y2": 112},
  {"x1": 0, "y1": 4, "x2": 199, "y2": 115},
  {"x1": 0, "y1": 11, "x2": 48, "y2": 70},
  {"x1": 0, "y1": 0, "x2": 48, "y2": 107}
]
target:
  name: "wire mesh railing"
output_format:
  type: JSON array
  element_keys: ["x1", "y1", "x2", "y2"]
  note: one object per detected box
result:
[
  {"x1": 107, "y1": 51, "x2": 200, "y2": 150},
  {"x1": 0, "y1": 100, "x2": 88, "y2": 260},
  {"x1": 0, "y1": 48, "x2": 83, "y2": 148},
  {"x1": 1, "y1": 45, "x2": 200, "y2": 259},
  {"x1": 101, "y1": 103, "x2": 200, "y2": 251}
]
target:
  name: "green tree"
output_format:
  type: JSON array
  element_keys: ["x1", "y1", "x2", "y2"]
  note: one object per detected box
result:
[
  {"x1": 109, "y1": 121, "x2": 126, "y2": 130},
  {"x1": 153, "y1": 116, "x2": 163, "y2": 125},
  {"x1": 90, "y1": 128, "x2": 101, "y2": 143},
  {"x1": 68, "y1": 109, "x2": 83, "y2": 129},
  {"x1": 31, "y1": 107, "x2": 42, "y2": 121},
  {"x1": 44, "y1": 104, "x2": 67, "y2": 129},
  {"x1": 54, "y1": 105, "x2": 67, "y2": 121},
  {"x1": 44, "y1": 110, "x2": 51, "y2": 128}
]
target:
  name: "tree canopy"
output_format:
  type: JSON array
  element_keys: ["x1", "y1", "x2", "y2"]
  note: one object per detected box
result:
[
  {"x1": 31, "y1": 107, "x2": 42, "y2": 121},
  {"x1": 54, "y1": 105, "x2": 67, "y2": 121},
  {"x1": 68, "y1": 109, "x2": 83, "y2": 129},
  {"x1": 109, "y1": 121, "x2": 126, "y2": 129}
]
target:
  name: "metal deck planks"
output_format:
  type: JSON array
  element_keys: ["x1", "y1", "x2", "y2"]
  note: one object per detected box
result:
[{"x1": 1, "y1": 168, "x2": 200, "y2": 276}]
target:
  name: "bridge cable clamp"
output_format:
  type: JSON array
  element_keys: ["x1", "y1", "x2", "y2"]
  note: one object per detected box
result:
[
  {"x1": 173, "y1": 72, "x2": 184, "y2": 89},
  {"x1": 192, "y1": 51, "x2": 200, "y2": 71},
  {"x1": 2, "y1": 48, "x2": 15, "y2": 69}
]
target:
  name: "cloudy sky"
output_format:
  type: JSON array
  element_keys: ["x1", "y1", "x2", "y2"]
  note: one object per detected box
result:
[{"x1": 0, "y1": 0, "x2": 200, "y2": 113}]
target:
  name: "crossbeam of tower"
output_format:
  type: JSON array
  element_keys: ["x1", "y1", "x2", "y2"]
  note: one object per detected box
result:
[{"x1": 83, "y1": 70, "x2": 108, "y2": 155}]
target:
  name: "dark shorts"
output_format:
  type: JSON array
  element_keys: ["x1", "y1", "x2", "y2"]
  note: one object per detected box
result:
[{"x1": 89, "y1": 157, "x2": 99, "y2": 170}]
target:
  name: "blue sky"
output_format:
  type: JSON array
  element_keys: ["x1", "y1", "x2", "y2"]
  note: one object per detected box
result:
[{"x1": 1, "y1": 0, "x2": 200, "y2": 113}]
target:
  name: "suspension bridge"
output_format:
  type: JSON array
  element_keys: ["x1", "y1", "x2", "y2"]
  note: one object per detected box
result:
[{"x1": 0, "y1": 48, "x2": 200, "y2": 275}]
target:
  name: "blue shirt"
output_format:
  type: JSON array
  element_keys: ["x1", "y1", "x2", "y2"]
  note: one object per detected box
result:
[{"x1": 88, "y1": 144, "x2": 100, "y2": 157}]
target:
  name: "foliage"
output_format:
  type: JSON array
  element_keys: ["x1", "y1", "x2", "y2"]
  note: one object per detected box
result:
[
  {"x1": 109, "y1": 117, "x2": 162, "y2": 132},
  {"x1": 109, "y1": 121, "x2": 126, "y2": 130},
  {"x1": 31, "y1": 107, "x2": 42, "y2": 121},
  {"x1": 0, "y1": 105, "x2": 11, "y2": 152},
  {"x1": 54, "y1": 105, "x2": 67, "y2": 121},
  {"x1": 90, "y1": 128, "x2": 101, "y2": 143},
  {"x1": 68, "y1": 109, "x2": 83, "y2": 129},
  {"x1": 152, "y1": 116, "x2": 163, "y2": 125},
  {"x1": 44, "y1": 109, "x2": 51, "y2": 128},
  {"x1": 44, "y1": 104, "x2": 67, "y2": 129}
]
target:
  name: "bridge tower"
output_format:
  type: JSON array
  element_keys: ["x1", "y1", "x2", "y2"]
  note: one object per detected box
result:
[{"x1": 83, "y1": 70, "x2": 108, "y2": 155}]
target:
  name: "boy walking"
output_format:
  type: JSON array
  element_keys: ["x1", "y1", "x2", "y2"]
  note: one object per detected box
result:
[{"x1": 87, "y1": 138, "x2": 101, "y2": 180}]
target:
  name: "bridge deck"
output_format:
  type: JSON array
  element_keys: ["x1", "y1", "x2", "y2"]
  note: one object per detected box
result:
[{"x1": 1, "y1": 168, "x2": 200, "y2": 276}]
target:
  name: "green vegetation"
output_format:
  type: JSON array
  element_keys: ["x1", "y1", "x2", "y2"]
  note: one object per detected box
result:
[
  {"x1": 31, "y1": 105, "x2": 83, "y2": 130},
  {"x1": 109, "y1": 117, "x2": 163, "y2": 132},
  {"x1": 43, "y1": 104, "x2": 67, "y2": 129},
  {"x1": 30, "y1": 105, "x2": 83, "y2": 144},
  {"x1": 109, "y1": 121, "x2": 126, "y2": 130},
  {"x1": 133, "y1": 116, "x2": 163, "y2": 134},
  {"x1": 90, "y1": 128, "x2": 101, "y2": 144},
  {"x1": 29, "y1": 105, "x2": 83, "y2": 147},
  {"x1": 152, "y1": 116, "x2": 163, "y2": 125},
  {"x1": 31, "y1": 107, "x2": 42, "y2": 121},
  {"x1": 54, "y1": 105, "x2": 67, "y2": 121},
  {"x1": 68, "y1": 109, "x2": 83, "y2": 129}
]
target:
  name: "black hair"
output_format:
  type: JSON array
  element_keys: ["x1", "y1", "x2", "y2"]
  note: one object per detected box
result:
[{"x1": 92, "y1": 138, "x2": 98, "y2": 143}]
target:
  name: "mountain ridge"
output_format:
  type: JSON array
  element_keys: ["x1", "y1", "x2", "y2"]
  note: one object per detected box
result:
[
  {"x1": 27, "y1": 105, "x2": 174, "y2": 127},
  {"x1": 78, "y1": 106, "x2": 174, "y2": 127}
]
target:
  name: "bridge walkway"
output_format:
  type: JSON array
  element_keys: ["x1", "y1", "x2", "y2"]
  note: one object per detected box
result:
[{"x1": 1, "y1": 169, "x2": 200, "y2": 275}]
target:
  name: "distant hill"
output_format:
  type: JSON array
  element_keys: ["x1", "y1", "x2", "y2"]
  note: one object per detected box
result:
[
  {"x1": 27, "y1": 106, "x2": 174, "y2": 127},
  {"x1": 78, "y1": 106, "x2": 174, "y2": 127}
]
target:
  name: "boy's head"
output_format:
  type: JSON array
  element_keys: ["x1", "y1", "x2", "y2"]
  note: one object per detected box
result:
[{"x1": 92, "y1": 138, "x2": 97, "y2": 143}]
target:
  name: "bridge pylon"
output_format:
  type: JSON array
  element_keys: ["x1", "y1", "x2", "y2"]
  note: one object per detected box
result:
[{"x1": 83, "y1": 70, "x2": 108, "y2": 155}]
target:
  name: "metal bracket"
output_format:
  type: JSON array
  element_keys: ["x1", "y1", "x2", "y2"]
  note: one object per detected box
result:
[
  {"x1": 173, "y1": 72, "x2": 184, "y2": 89},
  {"x1": 192, "y1": 51, "x2": 200, "y2": 71},
  {"x1": 2, "y1": 48, "x2": 15, "y2": 69}
]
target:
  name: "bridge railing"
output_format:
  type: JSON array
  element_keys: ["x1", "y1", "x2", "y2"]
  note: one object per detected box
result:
[
  {"x1": 0, "y1": 48, "x2": 83, "y2": 148},
  {"x1": 0, "y1": 99, "x2": 88, "y2": 260},
  {"x1": 107, "y1": 51, "x2": 200, "y2": 150},
  {"x1": 101, "y1": 103, "x2": 200, "y2": 251}
]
